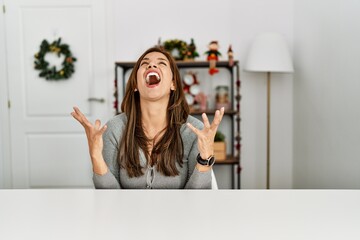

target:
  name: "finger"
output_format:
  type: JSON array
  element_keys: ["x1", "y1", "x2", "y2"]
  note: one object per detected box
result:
[
  {"x1": 72, "y1": 107, "x2": 84, "y2": 122},
  {"x1": 95, "y1": 119, "x2": 101, "y2": 129},
  {"x1": 73, "y1": 106, "x2": 86, "y2": 120},
  {"x1": 71, "y1": 111, "x2": 79, "y2": 120},
  {"x1": 71, "y1": 111, "x2": 85, "y2": 125},
  {"x1": 186, "y1": 123, "x2": 201, "y2": 136},
  {"x1": 73, "y1": 106, "x2": 91, "y2": 126},
  {"x1": 211, "y1": 107, "x2": 225, "y2": 130},
  {"x1": 99, "y1": 125, "x2": 107, "y2": 135},
  {"x1": 202, "y1": 113, "x2": 211, "y2": 129},
  {"x1": 219, "y1": 107, "x2": 225, "y2": 121}
]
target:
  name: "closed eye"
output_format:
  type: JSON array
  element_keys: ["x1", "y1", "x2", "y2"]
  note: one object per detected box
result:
[{"x1": 159, "y1": 61, "x2": 167, "y2": 66}]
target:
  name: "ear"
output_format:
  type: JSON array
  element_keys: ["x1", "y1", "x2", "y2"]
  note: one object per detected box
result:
[
  {"x1": 134, "y1": 88, "x2": 138, "y2": 92},
  {"x1": 170, "y1": 82, "x2": 175, "y2": 91}
]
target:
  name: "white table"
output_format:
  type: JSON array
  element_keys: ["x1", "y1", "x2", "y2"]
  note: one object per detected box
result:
[{"x1": 0, "y1": 190, "x2": 359, "y2": 240}]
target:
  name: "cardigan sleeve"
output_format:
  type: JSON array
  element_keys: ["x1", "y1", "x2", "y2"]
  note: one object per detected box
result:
[
  {"x1": 183, "y1": 117, "x2": 212, "y2": 189},
  {"x1": 184, "y1": 141, "x2": 212, "y2": 189},
  {"x1": 92, "y1": 115, "x2": 125, "y2": 189}
]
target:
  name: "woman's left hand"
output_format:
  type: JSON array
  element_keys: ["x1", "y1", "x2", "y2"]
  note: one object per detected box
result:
[{"x1": 187, "y1": 107, "x2": 225, "y2": 160}]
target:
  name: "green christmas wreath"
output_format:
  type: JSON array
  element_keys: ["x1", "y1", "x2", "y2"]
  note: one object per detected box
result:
[
  {"x1": 163, "y1": 39, "x2": 188, "y2": 60},
  {"x1": 34, "y1": 38, "x2": 77, "y2": 80}
]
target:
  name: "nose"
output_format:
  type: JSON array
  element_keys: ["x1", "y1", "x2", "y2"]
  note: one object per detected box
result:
[{"x1": 146, "y1": 63, "x2": 158, "y2": 69}]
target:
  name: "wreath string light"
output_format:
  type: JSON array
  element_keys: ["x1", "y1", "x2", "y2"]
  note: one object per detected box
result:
[{"x1": 34, "y1": 38, "x2": 77, "y2": 80}]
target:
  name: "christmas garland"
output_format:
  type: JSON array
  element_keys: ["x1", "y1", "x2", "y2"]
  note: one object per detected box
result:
[{"x1": 34, "y1": 38, "x2": 76, "y2": 80}]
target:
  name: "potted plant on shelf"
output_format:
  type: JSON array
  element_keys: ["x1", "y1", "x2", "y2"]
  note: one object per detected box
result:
[{"x1": 214, "y1": 131, "x2": 226, "y2": 161}]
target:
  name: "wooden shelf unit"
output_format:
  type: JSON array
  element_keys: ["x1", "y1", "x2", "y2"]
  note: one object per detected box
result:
[{"x1": 114, "y1": 60, "x2": 242, "y2": 189}]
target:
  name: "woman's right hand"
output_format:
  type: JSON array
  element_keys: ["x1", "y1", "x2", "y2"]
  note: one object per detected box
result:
[{"x1": 71, "y1": 107, "x2": 107, "y2": 163}]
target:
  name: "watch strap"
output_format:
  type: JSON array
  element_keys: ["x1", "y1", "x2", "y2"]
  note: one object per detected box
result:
[{"x1": 196, "y1": 153, "x2": 215, "y2": 166}]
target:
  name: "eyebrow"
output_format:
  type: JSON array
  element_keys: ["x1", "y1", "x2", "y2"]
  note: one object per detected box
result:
[{"x1": 142, "y1": 57, "x2": 169, "y2": 62}]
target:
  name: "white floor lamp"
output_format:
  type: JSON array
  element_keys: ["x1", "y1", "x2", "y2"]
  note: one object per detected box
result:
[{"x1": 244, "y1": 32, "x2": 294, "y2": 189}]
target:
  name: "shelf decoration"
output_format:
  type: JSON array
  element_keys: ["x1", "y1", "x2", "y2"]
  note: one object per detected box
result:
[
  {"x1": 163, "y1": 39, "x2": 188, "y2": 60},
  {"x1": 183, "y1": 38, "x2": 199, "y2": 61},
  {"x1": 205, "y1": 41, "x2": 222, "y2": 75},
  {"x1": 182, "y1": 71, "x2": 201, "y2": 110},
  {"x1": 162, "y1": 38, "x2": 200, "y2": 61},
  {"x1": 194, "y1": 92, "x2": 207, "y2": 111},
  {"x1": 214, "y1": 131, "x2": 226, "y2": 161},
  {"x1": 34, "y1": 38, "x2": 77, "y2": 80},
  {"x1": 215, "y1": 85, "x2": 230, "y2": 110},
  {"x1": 113, "y1": 78, "x2": 118, "y2": 114},
  {"x1": 228, "y1": 44, "x2": 234, "y2": 67}
]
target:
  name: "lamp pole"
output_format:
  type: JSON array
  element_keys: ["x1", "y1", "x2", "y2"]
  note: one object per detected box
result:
[{"x1": 266, "y1": 72, "x2": 271, "y2": 189}]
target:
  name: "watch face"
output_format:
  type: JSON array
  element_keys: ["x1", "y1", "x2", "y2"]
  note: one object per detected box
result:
[
  {"x1": 183, "y1": 74, "x2": 194, "y2": 85},
  {"x1": 197, "y1": 153, "x2": 216, "y2": 166},
  {"x1": 208, "y1": 156, "x2": 215, "y2": 166}
]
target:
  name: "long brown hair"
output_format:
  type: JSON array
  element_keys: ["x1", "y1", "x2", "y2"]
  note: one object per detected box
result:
[{"x1": 119, "y1": 46, "x2": 190, "y2": 177}]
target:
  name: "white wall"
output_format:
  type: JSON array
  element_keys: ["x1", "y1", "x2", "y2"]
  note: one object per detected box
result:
[
  {"x1": 113, "y1": 0, "x2": 294, "y2": 188},
  {"x1": 293, "y1": 0, "x2": 360, "y2": 188}
]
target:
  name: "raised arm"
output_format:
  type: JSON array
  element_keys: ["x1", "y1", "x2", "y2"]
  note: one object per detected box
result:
[
  {"x1": 71, "y1": 107, "x2": 120, "y2": 188},
  {"x1": 186, "y1": 107, "x2": 225, "y2": 172},
  {"x1": 184, "y1": 107, "x2": 225, "y2": 189},
  {"x1": 71, "y1": 107, "x2": 108, "y2": 175}
]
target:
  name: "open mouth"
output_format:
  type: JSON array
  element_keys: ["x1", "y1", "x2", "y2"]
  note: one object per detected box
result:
[{"x1": 146, "y1": 72, "x2": 161, "y2": 86}]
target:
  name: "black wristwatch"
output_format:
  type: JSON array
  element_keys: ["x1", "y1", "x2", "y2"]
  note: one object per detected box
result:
[{"x1": 196, "y1": 153, "x2": 215, "y2": 167}]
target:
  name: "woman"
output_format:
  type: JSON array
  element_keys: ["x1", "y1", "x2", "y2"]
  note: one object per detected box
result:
[{"x1": 71, "y1": 46, "x2": 224, "y2": 189}]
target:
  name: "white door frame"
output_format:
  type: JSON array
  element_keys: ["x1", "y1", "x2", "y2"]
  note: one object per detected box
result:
[{"x1": 0, "y1": 0, "x2": 12, "y2": 188}]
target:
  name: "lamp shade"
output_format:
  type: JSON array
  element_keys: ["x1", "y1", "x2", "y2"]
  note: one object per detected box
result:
[{"x1": 244, "y1": 32, "x2": 294, "y2": 73}]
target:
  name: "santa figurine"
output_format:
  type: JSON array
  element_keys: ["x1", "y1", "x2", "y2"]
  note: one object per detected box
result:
[{"x1": 205, "y1": 41, "x2": 222, "y2": 75}]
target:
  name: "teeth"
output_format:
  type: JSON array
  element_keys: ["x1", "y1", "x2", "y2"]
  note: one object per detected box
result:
[{"x1": 146, "y1": 72, "x2": 160, "y2": 82}]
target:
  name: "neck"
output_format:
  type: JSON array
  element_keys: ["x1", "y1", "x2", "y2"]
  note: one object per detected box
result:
[{"x1": 140, "y1": 100, "x2": 168, "y2": 139}]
